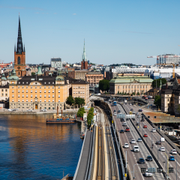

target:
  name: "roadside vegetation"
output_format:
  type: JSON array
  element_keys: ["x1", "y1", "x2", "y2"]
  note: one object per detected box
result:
[
  {"x1": 87, "y1": 107, "x2": 94, "y2": 128},
  {"x1": 66, "y1": 96, "x2": 85, "y2": 107},
  {"x1": 77, "y1": 107, "x2": 85, "y2": 117}
]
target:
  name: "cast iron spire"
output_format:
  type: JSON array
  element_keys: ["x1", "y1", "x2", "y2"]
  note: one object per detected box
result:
[
  {"x1": 82, "y1": 39, "x2": 87, "y2": 61},
  {"x1": 16, "y1": 16, "x2": 24, "y2": 54}
]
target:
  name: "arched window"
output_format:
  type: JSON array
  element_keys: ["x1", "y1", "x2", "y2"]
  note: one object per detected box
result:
[{"x1": 18, "y1": 57, "x2": 21, "y2": 64}]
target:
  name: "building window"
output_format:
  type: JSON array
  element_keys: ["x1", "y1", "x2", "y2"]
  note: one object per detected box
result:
[
  {"x1": 22, "y1": 95, "x2": 24, "y2": 98},
  {"x1": 44, "y1": 91, "x2": 46, "y2": 93},
  {"x1": 58, "y1": 95, "x2": 60, "y2": 98},
  {"x1": 52, "y1": 91, "x2": 54, "y2": 93},
  {"x1": 40, "y1": 95, "x2": 42, "y2": 98},
  {"x1": 58, "y1": 91, "x2": 60, "y2": 93},
  {"x1": 31, "y1": 95, "x2": 32, "y2": 98},
  {"x1": 52, "y1": 95, "x2": 54, "y2": 98},
  {"x1": 12, "y1": 90, "x2": 14, "y2": 93},
  {"x1": 35, "y1": 91, "x2": 37, "y2": 93},
  {"x1": 26, "y1": 86, "x2": 28, "y2": 88},
  {"x1": 18, "y1": 57, "x2": 21, "y2": 64},
  {"x1": 18, "y1": 95, "x2": 20, "y2": 98},
  {"x1": 18, "y1": 90, "x2": 20, "y2": 93},
  {"x1": 26, "y1": 95, "x2": 28, "y2": 98},
  {"x1": 48, "y1": 91, "x2": 50, "y2": 93},
  {"x1": 48, "y1": 86, "x2": 50, "y2": 89},
  {"x1": 48, "y1": 95, "x2": 50, "y2": 98},
  {"x1": 44, "y1": 95, "x2": 46, "y2": 98},
  {"x1": 31, "y1": 91, "x2": 33, "y2": 93}
]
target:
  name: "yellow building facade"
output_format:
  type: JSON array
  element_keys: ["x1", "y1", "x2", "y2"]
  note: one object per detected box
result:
[{"x1": 9, "y1": 70, "x2": 69, "y2": 110}]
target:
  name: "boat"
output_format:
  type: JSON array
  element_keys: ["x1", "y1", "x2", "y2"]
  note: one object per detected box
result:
[{"x1": 46, "y1": 106, "x2": 76, "y2": 124}]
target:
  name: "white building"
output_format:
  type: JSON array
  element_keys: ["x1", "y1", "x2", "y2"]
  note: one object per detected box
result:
[{"x1": 51, "y1": 58, "x2": 62, "y2": 69}]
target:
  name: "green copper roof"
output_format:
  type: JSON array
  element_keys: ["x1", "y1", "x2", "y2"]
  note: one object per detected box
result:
[
  {"x1": 1, "y1": 73, "x2": 6, "y2": 81},
  {"x1": 37, "y1": 66, "x2": 43, "y2": 75},
  {"x1": 82, "y1": 40, "x2": 87, "y2": 61},
  {"x1": 110, "y1": 76, "x2": 153, "y2": 84},
  {"x1": 8, "y1": 69, "x2": 19, "y2": 81}
]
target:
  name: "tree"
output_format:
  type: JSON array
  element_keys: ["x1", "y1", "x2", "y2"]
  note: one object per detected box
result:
[
  {"x1": 154, "y1": 95, "x2": 161, "y2": 110},
  {"x1": 87, "y1": 107, "x2": 94, "y2": 128},
  {"x1": 66, "y1": 95, "x2": 75, "y2": 106},
  {"x1": 99, "y1": 79, "x2": 110, "y2": 92},
  {"x1": 31, "y1": 72, "x2": 35, "y2": 76},
  {"x1": 75, "y1": 97, "x2": 85, "y2": 107},
  {"x1": 152, "y1": 78, "x2": 167, "y2": 88},
  {"x1": 77, "y1": 107, "x2": 85, "y2": 117},
  {"x1": 137, "y1": 92, "x2": 140, "y2": 95}
]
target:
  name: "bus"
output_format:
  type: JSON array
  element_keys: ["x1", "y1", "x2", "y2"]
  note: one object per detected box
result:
[{"x1": 113, "y1": 101, "x2": 117, "y2": 106}]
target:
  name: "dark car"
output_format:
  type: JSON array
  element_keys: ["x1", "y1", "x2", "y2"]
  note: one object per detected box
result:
[
  {"x1": 130, "y1": 108, "x2": 133, "y2": 111},
  {"x1": 120, "y1": 129, "x2": 124, "y2": 133},
  {"x1": 138, "y1": 109, "x2": 143, "y2": 112},
  {"x1": 141, "y1": 119, "x2": 145, "y2": 122},
  {"x1": 138, "y1": 158, "x2": 145, "y2": 164},
  {"x1": 146, "y1": 156, "x2": 153, "y2": 161},
  {"x1": 169, "y1": 156, "x2": 175, "y2": 161},
  {"x1": 118, "y1": 110, "x2": 121, "y2": 113},
  {"x1": 156, "y1": 141, "x2": 161, "y2": 145},
  {"x1": 125, "y1": 127, "x2": 130, "y2": 132}
]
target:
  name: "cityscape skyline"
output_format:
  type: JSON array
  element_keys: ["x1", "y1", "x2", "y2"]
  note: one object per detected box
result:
[{"x1": 1, "y1": 0, "x2": 180, "y2": 65}]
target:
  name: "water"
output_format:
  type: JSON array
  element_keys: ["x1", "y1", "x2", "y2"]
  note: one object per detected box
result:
[{"x1": 0, "y1": 114, "x2": 83, "y2": 180}]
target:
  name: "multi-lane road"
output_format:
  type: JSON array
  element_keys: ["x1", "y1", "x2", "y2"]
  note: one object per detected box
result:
[{"x1": 110, "y1": 102, "x2": 180, "y2": 179}]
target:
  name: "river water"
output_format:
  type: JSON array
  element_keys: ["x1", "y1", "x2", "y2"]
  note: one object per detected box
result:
[{"x1": 0, "y1": 114, "x2": 83, "y2": 180}]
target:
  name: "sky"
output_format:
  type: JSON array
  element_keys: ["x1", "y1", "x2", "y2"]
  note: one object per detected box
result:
[{"x1": 1, "y1": 0, "x2": 180, "y2": 65}]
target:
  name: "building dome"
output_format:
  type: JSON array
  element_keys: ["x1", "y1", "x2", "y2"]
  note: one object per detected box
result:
[
  {"x1": 8, "y1": 69, "x2": 19, "y2": 81},
  {"x1": 1, "y1": 73, "x2": 6, "y2": 81},
  {"x1": 56, "y1": 70, "x2": 64, "y2": 81}
]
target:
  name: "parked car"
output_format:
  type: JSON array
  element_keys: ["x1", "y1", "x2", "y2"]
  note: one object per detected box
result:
[
  {"x1": 169, "y1": 156, "x2": 175, "y2": 161},
  {"x1": 171, "y1": 149, "x2": 177, "y2": 155},
  {"x1": 131, "y1": 139, "x2": 136, "y2": 144},
  {"x1": 143, "y1": 125, "x2": 147, "y2": 128},
  {"x1": 151, "y1": 128, "x2": 156, "y2": 133},
  {"x1": 120, "y1": 129, "x2": 124, "y2": 133},
  {"x1": 125, "y1": 127, "x2": 130, "y2": 132},
  {"x1": 8, "y1": 109, "x2": 12, "y2": 112},
  {"x1": 143, "y1": 133, "x2": 148, "y2": 137},
  {"x1": 123, "y1": 143, "x2": 129, "y2": 148},
  {"x1": 138, "y1": 109, "x2": 143, "y2": 112},
  {"x1": 137, "y1": 138, "x2": 142, "y2": 142},
  {"x1": 146, "y1": 155, "x2": 153, "y2": 161},
  {"x1": 138, "y1": 158, "x2": 145, "y2": 164},
  {"x1": 156, "y1": 141, "x2": 161, "y2": 145},
  {"x1": 159, "y1": 147, "x2": 165, "y2": 152},
  {"x1": 40, "y1": 109, "x2": 47, "y2": 112}
]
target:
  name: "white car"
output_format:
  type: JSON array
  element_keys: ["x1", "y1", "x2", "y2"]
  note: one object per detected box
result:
[
  {"x1": 159, "y1": 147, "x2": 165, "y2": 152},
  {"x1": 133, "y1": 145, "x2": 140, "y2": 152},
  {"x1": 171, "y1": 149, "x2": 177, "y2": 155},
  {"x1": 137, "y1": 138, "x2": 142, "y2": 142},
  {"x1": 131, "y1": 139, "x2": 136, "y2": 144},
  {"x1": 8, "y1": 109, "x2": 12, "y2": 111},
  {"x1": 151, "y1": 128, "x2": 156, "y2": 133},
  {"x1": 123, "y1": 143, "x2": 129, "y2": 148},
  {"x1": 144, "y1": 170, "x2": 153, "y2": 177}
]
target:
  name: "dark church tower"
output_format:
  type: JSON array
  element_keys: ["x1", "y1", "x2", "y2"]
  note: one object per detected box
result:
[{"x1": 14, "y1": 16, "x2": 26, "y2": 77}]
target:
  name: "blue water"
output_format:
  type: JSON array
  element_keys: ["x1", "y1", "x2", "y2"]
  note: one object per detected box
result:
[{"x1": 0, "y1": 114, "x2": 83, "y2": 180}]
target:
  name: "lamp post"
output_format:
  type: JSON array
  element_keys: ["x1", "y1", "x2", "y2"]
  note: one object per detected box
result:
[{"x1": 132, "y1": 164, "x2": 138, "y2": 179}]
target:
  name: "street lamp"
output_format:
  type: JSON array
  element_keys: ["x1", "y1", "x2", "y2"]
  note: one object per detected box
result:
[{"x1": 132, "y1": 164, "x2": 138, "y2": 179}]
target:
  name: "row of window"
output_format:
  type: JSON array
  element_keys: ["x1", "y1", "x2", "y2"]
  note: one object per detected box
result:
[
  {"x1": 73, "y1": 92, "x2": 85, "y2": 94},
  {"x1": 1, "y1": 94, "x2": 8, "y2": 96},
  {"x1": 18, "y1": 82, "x2": 54, "y2": 85},
  {"x1": 12, "y1": 86, "x2": 61, "y2": 89},
  {"x1": 12, "y1": 90, "x2": 60, "y2": 93},
  {"x1": 118, "y1": 85, "x2": 149, "y2": 89},
  {"x1": 12, "y1": 95, "x2": 60, "y2": 98},
  {"x1": 12, "y1": 99, "x2": 61, "y2": 102},
  {"x1": 0, "y1": 89, "x2": 8, "y2": 92}
]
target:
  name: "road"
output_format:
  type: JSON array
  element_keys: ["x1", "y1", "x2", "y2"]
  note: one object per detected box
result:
[{"x1": 111, "y1": 103, "x2": 164, "y2": 180}]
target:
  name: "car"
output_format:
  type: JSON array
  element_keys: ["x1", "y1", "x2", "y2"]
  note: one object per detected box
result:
[
  {"x1": 133, "y1": 145, "x2": 139, "y2": 152},
  {"x1": 40, "y1": 109, "x2": 47, "y2": 112},
  {"x1": 160, "y1": 137, "x2": 165, "y2": 142},
  {"x1": 131, "y1": 139, "x2": 136, "y2": 144},
  {"x1": 171, "y1": 149, "x2": 177, "y2": 155},
  {"x1": 8, "y1": 109, "x2": 12, "y2": 112},
  {"x1": 114, "y1": 112, "x2": 117, "y2": 116},
  {"x1": 117, "y1": 110, "x2": 121, "y2": 114},
  {"x1": 125, "y1": 127, "x2": 130, "y2": 132},
  {"x1": 146, "y1": 155, "x2": 153, "y2": 161},
  {"x1": 156, "y1": 141, "x2": 161, "y2": 145},
  {"x1": 122, "y1": 122, "x2": 127, "y2": 126},
  {"x1": 138, "y1": 109, "x2": 143, "y2": 112},
  {"x1": 144, "y1": 170, "x2": 153, "y2": 177},
  {"x1": 159, "y1": 147, "x2": 165, "y2": 152},
  {"x1": 130, "y1": 108, "x2": 133, "y2": 111},
  {"x1": 114, "y1": 110, "x2": 116, "y2": 112},
  {"x1": 169, "y1": 156, "x2": 175, "y2": 161},
  {"x1": 123, "y1": 143, "x2": 129, "y2": 148},
  {"x1": 120, "y1": 129, "x2": 124, "y2": 133},
  {"x1": 151, "y1": 128, "x2": 156, "y2": 133},
  {"x1": 27, "y1": 109, "x2": 33, "y2": 112},
  {"x1": 143, "y1": 125, "x2": 147, "y2": 128},
  {"x1": 138, "y1": 158, "x2": 145, "y2": 164},
  {"x1": 137, "y1": 138, "x2": 142, "y2": 142},
  {"x1": 141, "y1": 119, "x2": 145, "y2": 122},
  {"x1": 143, "y1": 133, "x2": 148, "y2": 137}
]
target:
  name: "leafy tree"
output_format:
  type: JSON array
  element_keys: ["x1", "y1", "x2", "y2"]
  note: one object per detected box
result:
[
  {"x1": 66, "y1": 95, "x2": 75, "y2": 106},
  {"x1": 154, "y1": 95, "x2": 161, "y2": 109},
  {"x1": 75, "y1": 97, "x2": 85, "y2": 107},
  {"x1": 31, "y1": 72, "x2": 35, "y2": 76},
  {"x1": 77, "y1": 107, "x2": 85, "y2": 117},
  {"x1": 152, "y1": 78, "x2": 167, "y2": 88},
  {"x1": 87, "y1": 107, "x2": 94, "y2": 128},
  {"x1": 137, "y1": 92, "x2": 140, "y2": 95},
  {"x1": 99, "y1": 79, "x2": 110, "y2": 92}
]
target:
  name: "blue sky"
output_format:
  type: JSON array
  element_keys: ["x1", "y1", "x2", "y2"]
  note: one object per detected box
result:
[{"x1": 0, "y1": 0, "x2": 180, "y2": 65}]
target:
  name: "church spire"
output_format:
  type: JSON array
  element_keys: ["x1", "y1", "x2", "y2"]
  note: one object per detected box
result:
[
  {"x1": 16, "y1": 16, "x2": 24, "y2": 54},
  {"x1": 82, "y1": 39, "x2": 87, "y2": 61}
]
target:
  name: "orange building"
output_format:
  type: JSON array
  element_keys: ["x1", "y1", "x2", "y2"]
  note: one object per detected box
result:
[{"x1": 14, "y1": 17, "x2": 26, "y2": 77}]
